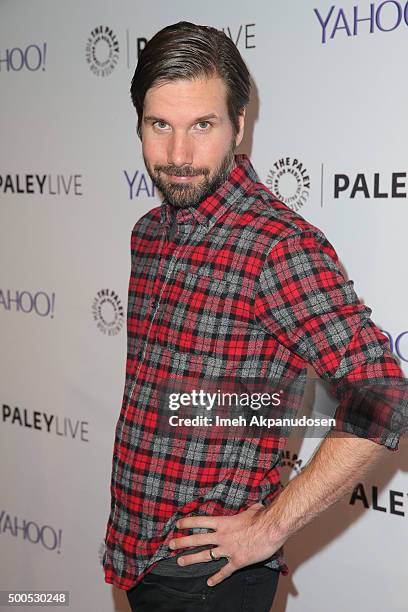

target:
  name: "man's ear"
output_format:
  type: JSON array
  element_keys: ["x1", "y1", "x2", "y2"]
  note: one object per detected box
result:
[{"x1": 235, "y1": 109, "x2": 246, "y2": 148}]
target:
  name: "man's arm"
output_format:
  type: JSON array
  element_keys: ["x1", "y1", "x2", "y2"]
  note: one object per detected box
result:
[
  {"x1": 261, "y1": 431, "x2": 387, "y2": 542},
  {"x1": 254, "y1": 228, "x2": 406, "y2": 451},
  {"x1": 254, "y1": 227, "x2": 407, "y2": 539}
]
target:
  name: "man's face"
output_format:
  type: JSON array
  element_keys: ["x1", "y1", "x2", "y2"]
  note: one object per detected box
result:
[{"x1": 142, "y1": 76, "x2": 245, "y2": 209}]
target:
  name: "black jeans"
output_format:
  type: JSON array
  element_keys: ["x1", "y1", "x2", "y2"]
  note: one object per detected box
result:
[{"x1": 126, "y1": 563, "x2": 280, "y2": 612}]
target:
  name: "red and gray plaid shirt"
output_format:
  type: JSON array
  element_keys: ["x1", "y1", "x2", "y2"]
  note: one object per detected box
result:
[{"x1": 103, "y1": 154, "x2": 405, "y2": 590}]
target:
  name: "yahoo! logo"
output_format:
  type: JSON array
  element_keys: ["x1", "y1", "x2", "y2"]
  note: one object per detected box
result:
[
  {"x1": 314, "y1": 2, "x2": 408, "y2": 44},
  {"x1": 0, "y1": 43, "x2": 47, "y2": 72},
  {"x1": 0, "y1": 510, "x2": 62, "y2": 552},
  {"x1": 124, "y1": 169, "x2": 156, "y2": 200},
  {"x1": 0, "y1": 290, "x2": 55, "y2": 318},
  {"x1": 381, "y1": 330, "x2": 408, "y2": 363}
]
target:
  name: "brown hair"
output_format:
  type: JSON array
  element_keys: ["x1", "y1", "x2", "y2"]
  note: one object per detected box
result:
[{"x1": 130, "y1": 21, "x2": 251, "y2": 139}]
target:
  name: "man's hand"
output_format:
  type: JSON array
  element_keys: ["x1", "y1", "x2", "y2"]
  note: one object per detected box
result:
[
  {"x1": 168, "y1": 502, "x2": 286, "y2": 586},
  {"x1": 167, "y1": 434, "x2": 389, "y2": 587}
]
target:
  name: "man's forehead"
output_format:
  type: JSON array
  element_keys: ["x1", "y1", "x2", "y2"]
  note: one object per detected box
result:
[{"x1": 144, "y1": 76, "x2": 228, "y2": 118}]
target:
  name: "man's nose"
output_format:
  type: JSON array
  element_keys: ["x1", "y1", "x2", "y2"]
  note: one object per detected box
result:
[{"x1": 167, "y1": 132, "x2": 193, "y2": 168}]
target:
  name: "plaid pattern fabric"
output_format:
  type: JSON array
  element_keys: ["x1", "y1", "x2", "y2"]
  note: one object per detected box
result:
[{"x1": 103, "y1": 154, "x2": 406, "y2": 591}]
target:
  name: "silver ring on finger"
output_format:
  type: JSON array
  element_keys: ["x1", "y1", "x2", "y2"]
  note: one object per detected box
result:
[{"x1": 209, "y1": 548, "x2": 218, "y2": 561}]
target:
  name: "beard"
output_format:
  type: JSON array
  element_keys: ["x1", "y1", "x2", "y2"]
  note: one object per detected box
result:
[{"x1": 144, "y1": 140, "x2": 236, "y2": 209}]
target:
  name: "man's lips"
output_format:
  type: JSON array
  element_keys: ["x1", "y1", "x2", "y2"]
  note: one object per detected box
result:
[{"x1": 165, "y1": 174, "x2": 197, "y2": 183}]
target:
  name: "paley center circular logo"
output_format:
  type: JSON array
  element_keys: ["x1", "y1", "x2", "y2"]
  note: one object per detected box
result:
[
  {"x1": 92, "y1": 289, "x2": 124, "y2": 335},
  {"x1": 85, "y1": 26, "x2": 119, "y2": 77},
  {"x1": 266, "y1": 157, "x2": 311, "y2": 212},
  {"x1": 279, "y1": 449, "x2": 303, "y2": 484}
]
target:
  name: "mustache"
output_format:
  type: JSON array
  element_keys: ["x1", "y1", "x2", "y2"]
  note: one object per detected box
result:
[{"x1": 154, "y1": 165, "x2": 210, "y2": 177}]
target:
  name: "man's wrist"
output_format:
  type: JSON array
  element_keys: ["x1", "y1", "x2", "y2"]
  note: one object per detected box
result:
[{"x1": 258, "y1": 502, "x2": 289, "y2": 549}]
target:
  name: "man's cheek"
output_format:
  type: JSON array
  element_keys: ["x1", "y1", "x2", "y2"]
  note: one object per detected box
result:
[{"x1": 143, "y1": 138, "x2": 164, "y2": 163}]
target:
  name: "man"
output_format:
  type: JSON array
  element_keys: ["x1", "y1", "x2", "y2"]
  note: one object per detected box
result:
[{"x1": 103, "y1": 21, "x2": 407, "y2": 611}]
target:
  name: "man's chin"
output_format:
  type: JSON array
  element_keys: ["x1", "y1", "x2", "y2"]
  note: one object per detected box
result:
[
  {"x1": 155, "y1": 180, "x2": 208, "y2": 208},
  {"x1": 163, "y1": 191, "x2": 202, "y2": 209}
]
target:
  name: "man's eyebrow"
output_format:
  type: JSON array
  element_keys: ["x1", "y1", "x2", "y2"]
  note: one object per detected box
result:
[
  {"x1": 143, "y1": 113, "x2": 220, "y2": 123},
  {"x1": 193, "y1": 113, "x2": 220, "y2": 122},
  {"x1": 143, "y1": 115, "x2": 165, "y2": 123}
]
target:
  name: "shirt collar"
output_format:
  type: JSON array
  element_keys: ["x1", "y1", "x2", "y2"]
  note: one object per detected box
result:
[{"x1": 159, "y1": 154, "x2": 260, "y2": 232}]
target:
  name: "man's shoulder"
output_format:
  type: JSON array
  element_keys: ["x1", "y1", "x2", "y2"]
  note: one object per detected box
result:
[
  {"x1": 239, "y1": 177, "x2": 323, "y2": 248},
  {"x1": 130, "y1": 205, "x2": 162, "y2": 236}
]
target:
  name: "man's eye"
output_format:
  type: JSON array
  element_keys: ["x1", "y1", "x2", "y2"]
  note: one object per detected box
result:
[
  {"x1": 196, "y1": 121, "x2": 211, "y2": 130},
  {"x1": 154, "y1": 121, "x2": 170, "y2": 130}
]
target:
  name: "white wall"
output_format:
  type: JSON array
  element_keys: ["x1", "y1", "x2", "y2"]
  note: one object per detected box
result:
[{"x1": 1, "y1": 1, "x2": 407, "y2": 610}]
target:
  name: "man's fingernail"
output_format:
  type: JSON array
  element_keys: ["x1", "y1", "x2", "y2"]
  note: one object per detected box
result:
[
  {"x1": 178, "y1": 558, "x2": 184, "y2": 565},
  {"x1": 207, "y1": 579, "x2": 213, "y2": 586}
]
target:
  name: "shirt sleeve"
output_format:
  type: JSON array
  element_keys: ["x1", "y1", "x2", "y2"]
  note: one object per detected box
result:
[{"x1": 253, "y1": 228, "x2": 408, "y2": 451}]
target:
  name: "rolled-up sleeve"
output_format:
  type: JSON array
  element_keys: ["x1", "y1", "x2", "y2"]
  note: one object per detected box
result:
[{"x1": 254, "y1": 229, "x2": 408, "y2": 451}]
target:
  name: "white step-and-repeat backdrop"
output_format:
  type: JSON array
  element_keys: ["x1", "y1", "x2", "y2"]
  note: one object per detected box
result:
[{"x1": 1, "y1": 1, "x2": 407, "y2": 610}]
